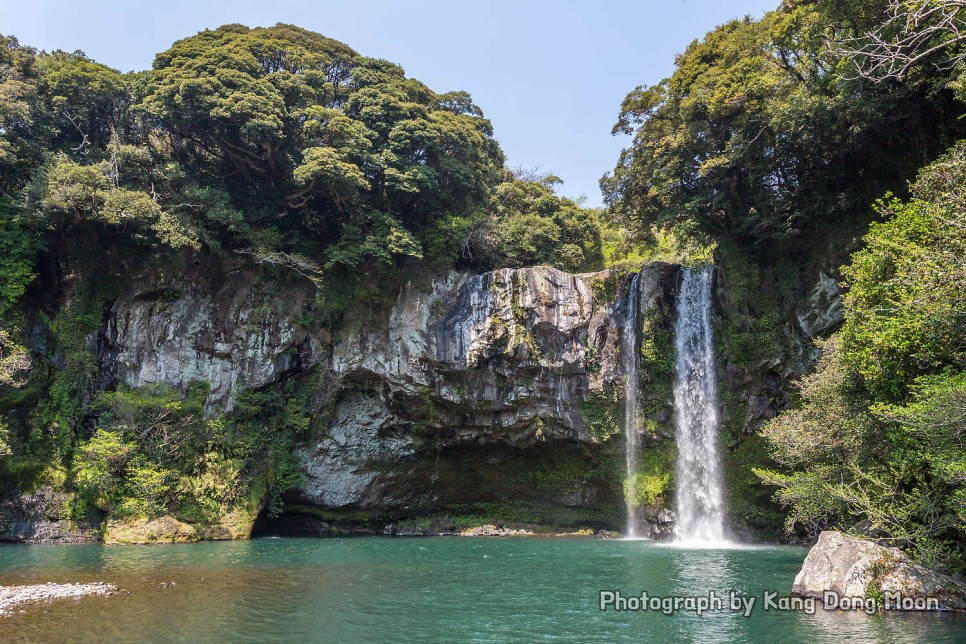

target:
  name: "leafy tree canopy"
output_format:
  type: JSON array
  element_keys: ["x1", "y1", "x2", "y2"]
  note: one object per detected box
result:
[
  {"x1": 603, "y1": 0, "x2": 965, "y2": 246},
  {"x1": 136, "y1": 24, "x2": 504, "y2": 262}
]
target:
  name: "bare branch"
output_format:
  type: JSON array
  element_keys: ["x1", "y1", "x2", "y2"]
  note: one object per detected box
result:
[
  {"x1": 237, "y1": 249, "x2": 324, "y2": 286},
  {"x1": 63, "y1": 110, "x2": 91, "y2": 153},
  {"x1": 831, "y1": 0, "x2": 966, "y2": 82}
]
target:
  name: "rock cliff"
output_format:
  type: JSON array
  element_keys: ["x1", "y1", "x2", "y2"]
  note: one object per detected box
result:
[
  {"x1": 104, "y1": 257, "x2": 324, "y2": 413},
  {"x1": 295, "y1": 265, "x2": 678, "y2": 517},
  {"x1": 0, "y1": 487, "x2": 101, "y2": 544},
  {"x1": 94, "y1": 260, "x2": 681, "y2": 535},
  {"x1": 4, "y1": 251, "x2": 832, "y2": 541}
]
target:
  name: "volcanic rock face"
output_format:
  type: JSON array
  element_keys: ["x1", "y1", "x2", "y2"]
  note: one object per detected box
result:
[
  {"x1": 0, "y1": 487, "x2": 101, "y2": 544},
  {"x1": 105, "y1": 261, "x2": 324, "y2": 413},
  {"x1": 97, "y1": 261, "x2": 684, "y2": 520},
  {"x1": 331, "y1": 267, "x2": 622, "y2": 445},
  {"x1": 14, "y1": 259, "x2": 689, "y2": 537},
  {"x1": 7, "y1": 253, "x2": 818, "y2": 539},
  {"x1": 797, "y1": 272, "x2": 845, "y2": 339},
  {"x1": 298, "y1": 265, "x2": 680, "y2": 511}
]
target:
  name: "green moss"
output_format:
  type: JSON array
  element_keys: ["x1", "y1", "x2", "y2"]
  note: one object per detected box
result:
[
  {"x1": 579, "y1": 393, "x2": 622, "y2": 442},
  {"x1": 245, "y1": 300, "x2": 276, "y2": 332},
  {"x1": 6, "y1": 278, "x2": 121, "y2": 482},
  {"x1": 714, "y1": 243, "x2": 796, "y2": 370},
  {"x1": 640, "y1": 312, "x2": 674, "y2": 387},
  {"x1": 638, "y1": 301, "x2": 675, "y2": 433},
  {"x1": 718, "y1": 385, "x2": 746, "y2": 439},
  {"x1": 590, "y1": 269, "x2": 632, "y2": 305},
  {"x1": 863, "y1": 555, "x2": 894, "y2": 609},
  {"x1": 627, "y1": 441, "x2": 676, "y2": 507},
  {"x1": 0, "y1": 200, "x2": 38, "y2": 321},
  {"x1": 439, "y1": 499, "x2": 616, "y2": 530},
  {"x1": 281, "y1": 503, "x2": 385, "y2": 524},
  {"x1": 231, "y1": 371, "x2": 322, "y2": 518},
  {"x1": 526, "y1": 448, "x2": 589, "y2": 495},
  {"x1": 407, "y1": 385, "x2": 445, "y2": 442}
]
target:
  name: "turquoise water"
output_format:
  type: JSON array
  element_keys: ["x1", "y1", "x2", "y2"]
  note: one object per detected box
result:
[{"x1": 0, "y1": 537, "x2": 963, "y2": 643}]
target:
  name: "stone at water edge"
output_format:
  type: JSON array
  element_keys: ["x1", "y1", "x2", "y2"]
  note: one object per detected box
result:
[
  {"x1": 105, "y1": 515, "x2": 201, "y2": 544},
  {"x1": 791, "y1": 531, "x2": 966, "y2": 610}
]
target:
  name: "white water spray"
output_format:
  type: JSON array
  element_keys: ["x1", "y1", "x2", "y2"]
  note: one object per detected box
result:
[
  {"x1": 622, "y1": 273, "x2": 641, "y2": 538},
  {"x1": 673, "y1": 267, "x2": 726, "y2": 544}
]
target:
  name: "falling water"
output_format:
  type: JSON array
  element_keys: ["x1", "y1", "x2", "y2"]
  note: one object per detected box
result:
[
  {"x1": 621, "y1": 272, "x2": 641, "y2": 538},
  {"x1": 673, "y1": 266, "x2": 726, "y2": 544}
]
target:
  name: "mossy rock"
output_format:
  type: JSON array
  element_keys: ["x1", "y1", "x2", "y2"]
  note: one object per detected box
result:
[
  {"x1": 105, "y1": 515, "x2": 201, "y2": 544},
  {"x1": 196, "y1": 508, "x2": 258, "y2": 540}
]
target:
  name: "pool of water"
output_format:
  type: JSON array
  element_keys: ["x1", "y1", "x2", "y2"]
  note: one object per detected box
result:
[{"x1": 1, "y1": 537, "x2": 963, "y2": 642}]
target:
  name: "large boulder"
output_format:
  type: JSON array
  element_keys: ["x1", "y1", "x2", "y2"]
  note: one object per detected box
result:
[
  {"x1": 792, "y1": 531, "x2": 966, "y2": 610},
  {"x1": 104, "y1": 515, "x2": 201, "y2": 544}
]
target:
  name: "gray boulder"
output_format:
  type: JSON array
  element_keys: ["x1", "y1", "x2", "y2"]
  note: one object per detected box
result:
[{"x1": 792, "y1": 531, "x2": 966, "y2": 611}]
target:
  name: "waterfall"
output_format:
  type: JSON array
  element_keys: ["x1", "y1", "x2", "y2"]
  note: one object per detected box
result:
[
  {"x1": 621, "y1": 272, "x2": 641, "y2": 538},
  {"x1": 672, "y1": 266, "x2": 726, "y2": 544}
]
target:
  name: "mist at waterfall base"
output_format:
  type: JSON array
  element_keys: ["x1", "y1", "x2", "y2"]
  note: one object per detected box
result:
[{"x1": 622, "y1": 266, "x2": 729, "y2": 547}]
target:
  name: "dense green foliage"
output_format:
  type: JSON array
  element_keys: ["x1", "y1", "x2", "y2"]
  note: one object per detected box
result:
[
  {"x1": 438, "y1": 170, "x2": 605, "y2": 273},
  {"x1": 603, "y1": 0, "x2": 966, "y2": 565},
  {"x1": 603, "y1": 0, "x2": 964, "y2": 245},
  {"x1": 72, "y1": 375, "x2": 317, "y2": 524},
  {"x1": 136, "y1": 25, "x2": 505, "y2": 266},
  {"x1": 757, "y1": 145, "x2": 966, "y2": 569},
  {"x1": 1, "y1": 24, "x2": 612, "y2": 283}
]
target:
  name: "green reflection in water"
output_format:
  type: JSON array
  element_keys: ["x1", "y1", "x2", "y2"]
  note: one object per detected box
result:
[{"x1": 0, "y1": 538, "x2": 963, "y2": 643}]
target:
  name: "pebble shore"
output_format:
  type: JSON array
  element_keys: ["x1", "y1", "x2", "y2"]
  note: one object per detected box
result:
[{"x1": 0, "y1": 582, "x2": 117, "y2": 616}]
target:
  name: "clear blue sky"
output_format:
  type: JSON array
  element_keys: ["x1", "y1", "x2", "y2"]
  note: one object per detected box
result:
[{"x1": 2, "y1": 0, "x2": 778, "y2": 206}]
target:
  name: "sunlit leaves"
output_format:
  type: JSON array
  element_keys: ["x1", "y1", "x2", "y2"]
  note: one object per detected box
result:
[{"x1": 604, "y1": 2, "x2": 963, "y2": 245}]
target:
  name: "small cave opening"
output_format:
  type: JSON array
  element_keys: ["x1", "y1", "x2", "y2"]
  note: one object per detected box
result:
[
  {"x1": 250, "y1": 509, "x2": 332, "y2": 538},
  {"x1": 250, "y1": 503, "x2": 383, "y2": 538}
]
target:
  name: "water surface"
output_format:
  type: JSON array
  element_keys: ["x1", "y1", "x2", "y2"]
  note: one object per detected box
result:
[{"x1": 0, "y1": 537, "x2": 962, "y2": 643}]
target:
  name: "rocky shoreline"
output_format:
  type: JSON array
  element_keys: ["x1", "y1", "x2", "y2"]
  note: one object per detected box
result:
[
  {"x1": 0, "y1": 582, "x2": 118, "y2": 617},
  {"x1": 381, "y1": 522, "x2": 600, "y2": 537}
]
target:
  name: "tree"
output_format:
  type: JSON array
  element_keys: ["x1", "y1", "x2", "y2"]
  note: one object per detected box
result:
[
  {"x1": 0, "y1": 36, "x2": 46, "y2": 195},
  {"x1": 37, "y1": 50, "x2": 126, "y2": 153},
  {"x1": 136, "y1": 23, "x2": 503, "y2": 269},
  {"x1": 30, "y1": 154, "x2": 200, "y2": 249},
  {"x1": 841, "y1": 141, "x2": 966, "y2": 401},
  {"x1": 603, "y1": 2, "x2": 964, "y2": 245},
  {"x1": 482, "y1": 174, "x2": 603, "y2": 272}
]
